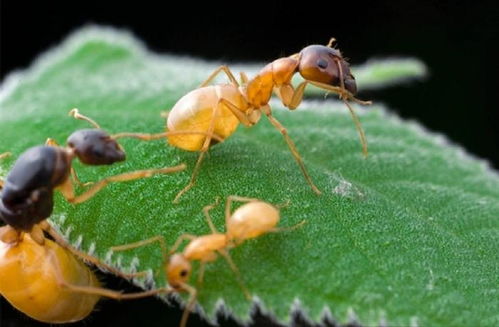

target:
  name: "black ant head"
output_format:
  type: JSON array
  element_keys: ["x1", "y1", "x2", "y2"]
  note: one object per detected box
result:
[
  {"x1": 167, "y1": 253, "x2": 192, "y2": 289},
  {"x1": 298, "y1": 45, "x2": 357, "y2": 94},
  {"x1": 67, "y1": 129, "x2": 125, "y2": 165}
]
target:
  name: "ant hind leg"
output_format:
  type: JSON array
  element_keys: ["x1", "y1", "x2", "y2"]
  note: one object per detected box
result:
[{"x1": 199, "y1": 65, "x2": 239, "y2": 88}]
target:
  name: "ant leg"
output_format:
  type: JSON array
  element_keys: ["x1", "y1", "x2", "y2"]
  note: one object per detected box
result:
[
  {"x1": 219, "y1": 98, "x2": 260, "y2": 127},
  {"x1": 179, "y1": 282, "x2": 197, "y2": 327},
  {"x1": 61, "y1": 283, "x2": 170, "y2": 300},
  {"x1": 173, "y1": 102, "x2": 223, "y2": 203},
  {"x1": 217, "y1": 249, "x2": 251, "y2": 300},
  {"x1": 269, "y1": 219, "x2": 307, "y2": 233},
  {"x1": 298, "y1": 81, "x2": 369, "y2": 157},
  {"x1": 111, "y1": 130, "x2": 224, "y2": 143},
  {"x1": 71, "y1": 168, "x2": 93, "y2": 188},
  {"x1": 240, "y1": 71, "x2": 249, "y2": 85},
  {"x1": 173, "y1": 153, "x2": 206, "y2": 203},
  {"x1": 60, "y1": 164, "x2": 186, "y2": 204},
  {"x1": 49, "y1": 249, "x2": 171, "y2": 300},
  {"x1": 276, "y1": 81, "x2": 308, "y2": 110},
  {"x1": 261, "y1": 106, "x2": 321, "y2": 195},
  {"x1": 197, "y1": 261, "x2": 206, "y2": 285},
  {"x1": 42, "y1": 223, "x2": 145, "y2": 279},
  {"x1": 45, "y1": 138, "x2": 59, "y2": 146},
  {"x1": 112, "y1": 235, "x2": 168, "y2": 263},
  {"x1": 169, "y1": 234, "x2": 197, "y2": 254},
  {"x1": 68, "y1": 108, "x2": 101, "y2": 129},
  {"x1": 199, "y1": 65, "x2": 239, "y2": 88},
  {"x1": 202, "y1": 199, "x2": 221, "y2": 234}
]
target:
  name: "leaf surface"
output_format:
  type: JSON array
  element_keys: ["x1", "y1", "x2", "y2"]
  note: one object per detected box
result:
[{"x1": 0, "y1": 26, "x2": 497, "y2": 327}]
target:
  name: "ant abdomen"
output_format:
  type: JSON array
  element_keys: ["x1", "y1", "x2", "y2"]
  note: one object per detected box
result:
[
  {"x1": 0, "y1": 188, "x2": 53, "y2": 231},
  {"x1": 227, "y1": 201, "x2": 280, "y2": 243}
]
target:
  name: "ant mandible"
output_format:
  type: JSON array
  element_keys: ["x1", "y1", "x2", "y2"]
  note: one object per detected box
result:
[
  {"x1": 0, "y1": 152, "x2": 172, "y2": 323},
  {"x1": 166, "y1": 38, "x2": 371, "y2": 202},
  {"x1": 112, "y1": 195, "x2": 304, "y2": 327}
]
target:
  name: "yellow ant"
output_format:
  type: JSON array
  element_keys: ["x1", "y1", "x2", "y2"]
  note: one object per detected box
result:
[
  {"x1": 0, "y1": 151, "x2": 174, "y2": 323},
  {"x1": 112, "y1": 195, "x2": 304, "y2": 327},
  {"x1": 166, "y1": 38, "x2": 371, "y2": 202},
  {"x1": 0, "y1": 222, "x2": 172, "y2": 323}
]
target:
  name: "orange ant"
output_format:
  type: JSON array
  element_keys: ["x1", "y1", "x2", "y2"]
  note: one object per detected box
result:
[
  {"x1": 0, "y1": 151, "x2": 174, "y2": 323},
  {"x1": 112, "y1": 195, "x2": 304, "y2": 327},
  {"x1": 166, "y1": 38, "x2": 371, "y2": 202}
]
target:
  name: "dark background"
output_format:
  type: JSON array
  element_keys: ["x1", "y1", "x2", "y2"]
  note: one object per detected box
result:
[{"x1": 1, "y1": 1, "x2": 497, "y2": 326}]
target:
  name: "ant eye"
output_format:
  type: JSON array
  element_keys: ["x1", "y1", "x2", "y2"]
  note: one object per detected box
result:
[
  {"x1": 180, "y1": 269, "x2": 188, "y2": 277},
  {"x1": 317, "y1": 58, "x2": 328, "y2": 69}
]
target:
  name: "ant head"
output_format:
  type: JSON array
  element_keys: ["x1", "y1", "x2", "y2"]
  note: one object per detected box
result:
[
  {"x1": 298, "y1": 45, "x2": 357, "y2": 94},
  {"x1": 67, "y1": 129, "x2": 125, "y2": 165},
  {"x1": 167, "y1": 253, "x2": 192, "y2": 289}
]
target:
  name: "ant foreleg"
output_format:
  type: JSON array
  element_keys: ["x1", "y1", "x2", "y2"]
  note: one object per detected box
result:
[
  {"x1": 61, "y1": 164, "x2": 186, "y2": 204},
  {"x1": 261, "y1": 106, "x2": 321, "y2": 195}
]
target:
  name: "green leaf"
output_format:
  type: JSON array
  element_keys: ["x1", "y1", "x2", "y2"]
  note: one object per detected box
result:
[{"x1": 1, "y1": 26, "x2": 497, "y2": 327}]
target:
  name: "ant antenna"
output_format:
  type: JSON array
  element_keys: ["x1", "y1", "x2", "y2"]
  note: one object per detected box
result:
[
  {"x1": 68, "y1": 108, "x2": 101, "y2": 129},
  {"x1": 327, "y1": 38, "x2": 337, "y2": 48}
]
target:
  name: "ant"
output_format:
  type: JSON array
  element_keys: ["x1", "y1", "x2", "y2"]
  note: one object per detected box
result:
[
  {"x1": 0, "y1": 222, "x2": 172, "y2": 323},
  {"x1": 0, "y1": 151, "x2": 179, "y2": 323},
  {"x1": 0, "y1": 108, "x2": 227, "y2": 242},
  {"x1": 112, "y1": 195, "x2": 304, "y2": 327},
  {"x1": 166, "y1": 38, "x2": 371, "y2": 202}
]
